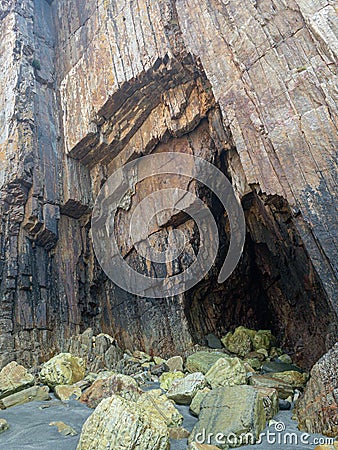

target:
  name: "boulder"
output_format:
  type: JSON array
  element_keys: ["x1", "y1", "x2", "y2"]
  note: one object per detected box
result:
[
  {"x1": 80, "y1": 373, "x2": 142, "y2": 409},
  {"x1": 186, "y1": 352, "x2": 225, "y2": 374},
  {"x1": 255, "y1": 387, "x2": 279, "y2": 420},
  {"x1": 296, "y1": 343, "x2": 338, "y2": 437},
  {"x1": 0, "y1": 385, "x2": 50, "y2": 409},
  {"x1": 249, "y1": 374, "x2": 294, "y2": 399},
  {"x1": 40, "y1": 354, "x2": 86, "y2": 388},
  {"x1": 136, "y1": 389, "x2": 183, "y2": 428},
  {"x1": 167, "y1": 372, "x2": 206, "y2": 405},
  {"x1": 166, "y1": 356, "x2": 184, "y2": 372},
  {"x1": 55, "y1": 384, "x2": 82, "y2": 401},
  {"x1": 205, "y1": 357, "x2": 247, "y2": 388},
  {"x1": 159, "y1": 371, "x2": 185, "y2": 390},
  {"x1": 190, "y1": 388, "x2": 210, "y2": 416},
  {"x1": 0, "y1": 362, "x2": 34, "y2": 399},
  {"x1": 268, "y1": 371, "x2": 308, "y2": 388},
  {"x1": 205, "y1": 334, "x2": 223, "y2": 349},
  {"x1": 77, "y1": 394, "x2": 169, "y2": 450},
  {"x1": 189, "y1": 386, "x2": 267, "y2": 449},
  {"x1": 0, "y1": 419, "x2": 9, "y2": 434},
  {"x1": 221, "y1": 326, "x2": 255, "y2": 357}
]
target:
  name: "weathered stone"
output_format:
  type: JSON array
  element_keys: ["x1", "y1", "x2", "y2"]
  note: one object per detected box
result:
[
  {"x1": 256, "y1": 387, "x2": 279, "y2": 420},
  {"x1": 80, "y1": 373, "x2": 142, "y2": 409},
  {"x1": 77, "y1": 395, "x2": 170, "y2": 450},
  {"x1": 0, "y1": 385, "x2": 50, "y2": 409},
  {"x1": 189, "y1": 386, "x2": 267, "y2": 448},
  {"x1": 49, "y1": 421, "x2": 78, "y2": 436},
  {"x1": 54, "y1": 385, "x2": 82, "y2": 401},
  {"x1": 166, "y1": 356, "x2": 184, "y2": 372},
  {"x1": 190, "y1": 388, "x2": 210, "y2": 416},
  {"x1": 169, "y1": 427, "x2": 190, "y2": 439},
  {"x1": 0, "y1": 419, "x2": 9, "y2": 434},
  {"x1": 278, "y1": 354, "x2": 293, "y2": 364},
  {"x1": 205, "y1": 334, "x2": 223, "y2": 349},
  {"x1": 154, "y1": 357, "x2": 166, "y2": 365},
  {"x1": 205, "y1": 357, "x2": 247, "y2": 388},
  {"x1": 167, "y1": 372, "x2": 206, "y2": 405},
  {"x1": 269, "y1": 371, "x2": 308, "y2": 388},
  {"x1": 253, "y1": 330, "x2": 276, "y2": 351},
  {"x1": 40, "y1": 354, "x2": 86, "y2": 388},
  {"x1": 159, "y1": 371, "x2": 185, "y2": 391},
  {"x1": 137, "y1": 389, "x2": 183, "y2": 428},
  {"x1": 249, "y1": 375, "x2": 294, "y2": 400},
  {"x1": 189, "y1": 444, "x2": 220, "y2": 450},
  {"x1": 314, "y1": 444, "x2": 338, "y2": 450},
  {"x1": 296, "y1": 344, "x2": 338, "y2": 437},
  {"x1": 262, "y1": 361, "x2": 303, "y2": 374},
  {"x1": 186, "y1": 352, "x2": 225, "y2": 374},
  {"x1": 0, "y1": 362, "x2": 35, "y2": 399},
  {"x1": 132, "y1": 350, "x2": 152, "y2": 363},
  {"x1": 221, "y1": 327, "x2": 255, "y2": 357}
]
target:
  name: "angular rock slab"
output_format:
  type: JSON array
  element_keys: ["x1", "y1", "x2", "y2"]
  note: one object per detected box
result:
[
  {"x1": 159, "y1": 371, "x2": 185, "y2": 390},
  {"x1": 205, "y1": 357, "x2": 247, "y2": 388},
  {"x1": 40, "y1": 353, "x2": 86, "y2": 388},
  {"x1": 249, "y1": 374, "x2": 294, "y2": 399},
  {"x1": 167, "y1": 372, "x2": 206, "y2": 405},
  {"x1": 77, "y1": 394, "x2": 169, "y2": 450},
  {"x1": 190, "y1": 388, "x2": 210, "y2": 416},
  {"x1": 0, "y1": 362, "x2": 34, "y2": 399},
  {"x1": 189, "y1": 386, "x2": 267, "y2": 449},
  {"x1": 54, "y1": 384, "x2": 82, "y2": 401},
  {"x1": 0, "y1": 385, "x2": 50, "y2": 409},
  {"x1": 296, "y1": 343, "x2": 338, "y2": 437}
]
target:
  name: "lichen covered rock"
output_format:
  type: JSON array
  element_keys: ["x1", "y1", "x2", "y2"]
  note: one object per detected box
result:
[
  {"x1": 189, "y1": 386, "x2": 267, "y2": 448},
  {"x1": 40, "y1": 354, "x2": 86, "y2": 388},
  {"x1": 55, "y1": 384, "x2": 82, "y2": 401},
  {"x1": 159, "y1": 371, "x2": 185, "y2": 391},
  {"x1": 190, "y1": 388, "x2": 210, "y2": 416},
  {"x1": 137, "y1": 389, "x2": 183, "y2": 427},
  {"x1": 0, "y1": 362, "x2": 34, "y2": 399},
  {"x1": 186, "y1": 352, "x2": 225, "y2": 374},
  {"x1": 205, "y1": 357, "x2": 247, "y2": 388},
  {"x1": 77, "y1": 394, "x2": 169, "y2": 450},
  {"x1": 167, "y1": 372, "x2": 206, "y2": 405}
]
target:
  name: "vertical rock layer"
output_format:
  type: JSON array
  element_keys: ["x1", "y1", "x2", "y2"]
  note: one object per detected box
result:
[{"x1": 0, "y1": 0, "x2": 337, "y2": 369}]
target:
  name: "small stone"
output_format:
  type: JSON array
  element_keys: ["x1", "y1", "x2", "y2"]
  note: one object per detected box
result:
[
  {"x1": 186, "y1": 352, "x2": 225, "y2": 374},
  {"x1": 167, "y1": 372, "x2": 206, "y2": 404},
  {"x1": 278, "y1": 354, "x2": 293, "y2": 364},
  {"x1": 132, "y1": 350, "x2": 152, "y2": 362},
  {"x1": 279, "y1": 399, "x2": 292, "y2": 410},
  {"x1": 244, "y1": 357, "x2": 262, "y2": 371},
  {"x1": 314, "y1": 444, "x2": 338, "y2": 450},
  {"x1": 40, "y1": 353, "x2": 86, "y2": 388},
  {"x1": 205, "y1": 334, "x2": 223, "y2": 349},
  {"x1": 49, "y1": 421, "x2": 78, "y2": 436},
  {"x1": 256, "y1": 348, "x2": 269, "y2": 359},
  {"x1": 159, "y1": 371, "x2": 185, "y2": 390},
  {"x1": 190, "y1": 388, "x2": 210, "y2": 416},
  {"x1": 154, "y1": 356, "x2": 166, "y2": 365},
  {"x1": 269, "y1": 347, "x2": 283, "y2": 358},
  {"x1": 151, "y1": 363, "x2": 169, "y2": 376},
  {"x1": 205, "y1": 357, "x2": 247, "y2": 388},
  {"x1": 54, "y1": 385, "x2": 82, "y2": 401},
  {"x1": 169, "y1": 426, "x2": 190, "y2": 439},
  {"x1": 0, "y1": 419, "x2": 9, "y2": 434},
  {"x1": 189, "y1": 444, "x2": 221, "y2": 450},
  {"x1": 166, "y1": 356, "x2": 184, "y2": 372}
]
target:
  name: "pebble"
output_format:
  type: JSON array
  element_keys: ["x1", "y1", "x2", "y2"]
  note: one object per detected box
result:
[{"x1": 0, "y1": 419, "x2": 9, "y2": 434}]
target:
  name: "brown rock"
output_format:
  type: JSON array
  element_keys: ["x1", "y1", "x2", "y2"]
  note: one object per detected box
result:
[
  {"x1": 54, "y1": 385, "x2": 82, "y2": 401},
  {"x1": 249, "y1": 375, "x2": 294, "y2": 399},
  {"x1": 80, "y1": 373, "x2": 142, "y2": 409},
  {"x1": 0, "y1": 362, "x2": 35, "y2": 399},
  {"x1": 296, "y1": 344, "x2": 338, "y2": 437}
]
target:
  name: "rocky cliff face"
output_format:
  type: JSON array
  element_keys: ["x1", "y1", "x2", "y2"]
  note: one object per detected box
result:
[{"x1": 0, "y1": 0, "x2": 337, "y2": 370}]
